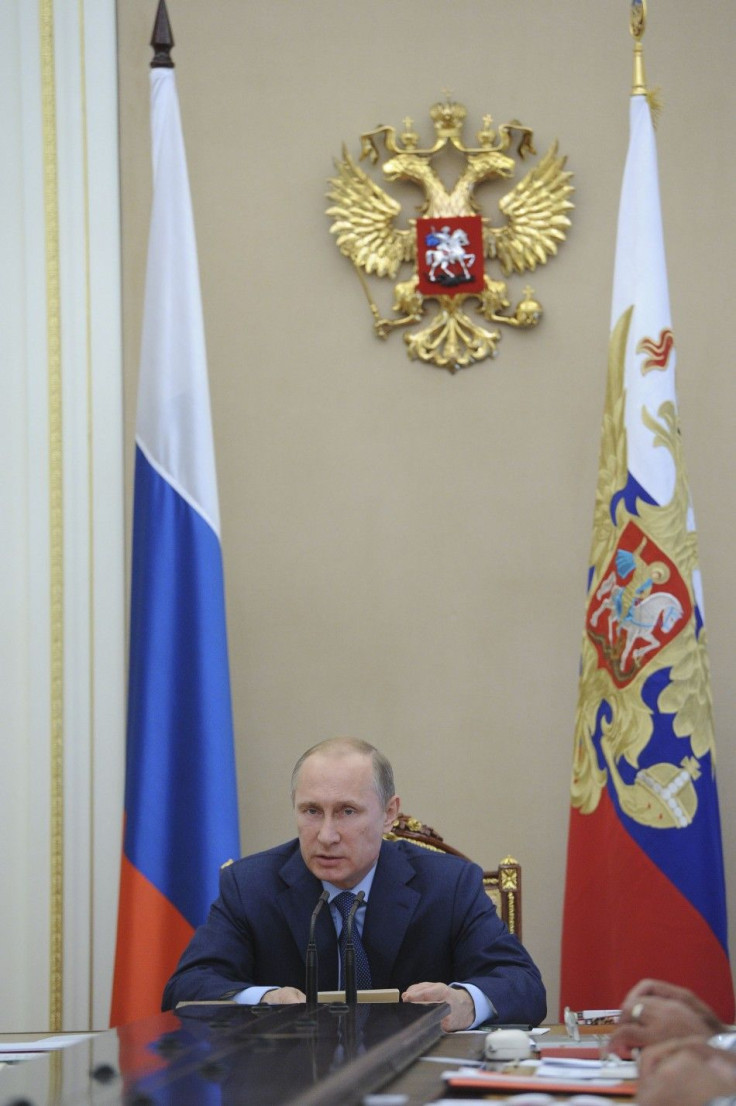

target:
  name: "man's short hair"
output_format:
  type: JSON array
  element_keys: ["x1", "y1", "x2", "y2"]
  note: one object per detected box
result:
[{"x1": 290, "y1": 737, "x2": 396, "y2": 808}]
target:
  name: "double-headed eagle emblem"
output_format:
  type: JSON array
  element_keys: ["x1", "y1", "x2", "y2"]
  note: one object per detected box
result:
[{"x1": 327, "y1": 100, "x2": 574, "y2": 373}]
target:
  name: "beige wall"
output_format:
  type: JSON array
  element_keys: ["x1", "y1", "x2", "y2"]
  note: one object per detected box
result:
[{"x1": 117, "y1": 1, "x2": 736, "y2": 1018}]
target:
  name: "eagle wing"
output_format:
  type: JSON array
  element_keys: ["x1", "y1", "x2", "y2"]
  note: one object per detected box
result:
[
  {"x1": 485, "y1": 141, "x2": 574, "y2": 275},
  {"x1": 326, "y1": 146, "x2": 414, "y2": 279}
]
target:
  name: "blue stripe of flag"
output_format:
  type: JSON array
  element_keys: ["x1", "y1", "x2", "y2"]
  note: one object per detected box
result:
[{"x1": 124, "y1": 446, "x2": 240, "y2": 928}]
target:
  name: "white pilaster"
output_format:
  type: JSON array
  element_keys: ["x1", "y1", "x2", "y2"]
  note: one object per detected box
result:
[{"x1": 0, "y1": 0, "x2": 125, "y2": 1031}]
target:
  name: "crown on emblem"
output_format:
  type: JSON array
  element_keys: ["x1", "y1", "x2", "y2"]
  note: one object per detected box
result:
[{"x1": 429, "y1": 99, "x2": 467, "y2": 140}]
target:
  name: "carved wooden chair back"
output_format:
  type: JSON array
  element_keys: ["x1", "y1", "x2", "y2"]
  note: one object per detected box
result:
[{"x1": 384, "y1": 812, "x2": 522, "y2": 939}]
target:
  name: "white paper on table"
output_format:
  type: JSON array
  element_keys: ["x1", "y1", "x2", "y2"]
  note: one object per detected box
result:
[{"x1": 0, "y1": 1033, "x2": 95, "y2": 1057}]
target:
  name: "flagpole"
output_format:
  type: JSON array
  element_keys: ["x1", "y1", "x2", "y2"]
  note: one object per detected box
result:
[
  {"x1": 560, "y1": 0, "x2": 735, "y2": 1023},
  {"x1": 151, "y1": 0, "x2": 174, "y2": 70},
  {"x1": 110, "y1": 0, "x2": 240, "y2": 1026},
  {"x1": 630, "y1": 0, "x2": 648, "y2": 96}
]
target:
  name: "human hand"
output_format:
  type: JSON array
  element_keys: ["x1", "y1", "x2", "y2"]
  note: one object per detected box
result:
[
  {"x1": 261, "y1": 986, "x2": 306, "y2": 1004},
  {"x1": 401, "y1": 981, "x2": 474, "y2": 1032},
  {"x1": 621, "y1": 979, "x2": 724, "y2": 1032},
  {"x1": 637, "y1": 1037, "x2": 736, "y2": 1106},
  {"x1": 609, "y1": 979, "x2": 722, "y2": 1055}
]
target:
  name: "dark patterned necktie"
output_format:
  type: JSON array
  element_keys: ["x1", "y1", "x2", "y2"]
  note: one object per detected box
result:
[{"x1": 333, "y1": 891, "x2": 372, "y2": 991}]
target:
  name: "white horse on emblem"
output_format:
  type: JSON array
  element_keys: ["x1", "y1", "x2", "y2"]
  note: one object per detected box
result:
[
  {"x1": 590, "y1": 570, "x2": 684, "y2": 670},
  {"x1": 425, "y1": 226, "x2": 475, "y2": 283}
]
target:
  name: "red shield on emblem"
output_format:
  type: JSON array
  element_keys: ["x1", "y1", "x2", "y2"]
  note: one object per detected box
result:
[
  {"x1": 586, "y1": 522, "x2": 692, "y2": 688},
  {"x1": 416, "y1": 215, "x2": 485, "y2": 297}
]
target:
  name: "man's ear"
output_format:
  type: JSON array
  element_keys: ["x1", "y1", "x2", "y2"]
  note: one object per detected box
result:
[{"x1": 384, "y1": 794, "x2": 400, "y2": 828}]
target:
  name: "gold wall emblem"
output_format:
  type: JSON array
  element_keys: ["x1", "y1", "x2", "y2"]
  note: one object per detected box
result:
[{"x1": 327, "y1": 100, "x2": 574, "y2": 373}]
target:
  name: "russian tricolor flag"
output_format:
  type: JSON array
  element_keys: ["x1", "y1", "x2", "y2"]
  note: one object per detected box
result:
[
  {"x1": 560, "y1": 86, "x2": 734, "y2": 1021},
  {"x1": 110, "y1": 60, "x2": 239, "y2": 1025}
]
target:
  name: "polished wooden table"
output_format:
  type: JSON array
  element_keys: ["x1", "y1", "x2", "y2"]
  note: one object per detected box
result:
[
  {"x1": 375, "y1": 1024, "x2": 632, "y2": 1104},
  {"x1": 0, "y1": 1001, "x2": 450, "y2": 1105},
  {"x1": 373, "y1": 1026, "x2": 487, "y2": 1102},
  {"x1": 0, "y1": 1012, "x2": 629, "y2": 1105}
]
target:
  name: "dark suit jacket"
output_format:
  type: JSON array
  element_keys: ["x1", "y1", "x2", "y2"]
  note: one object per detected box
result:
[{"x1": 162, "y1": 838, "x2": 546, "y2": 1025}]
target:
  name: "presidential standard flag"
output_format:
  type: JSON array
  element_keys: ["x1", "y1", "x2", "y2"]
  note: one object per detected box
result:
[
  {"x1": 560, "y1": 91, "x2": 734, "y2": 1020},
  {"x1": 111, "y1": 62, "x2": 240, "y2": 1025}
]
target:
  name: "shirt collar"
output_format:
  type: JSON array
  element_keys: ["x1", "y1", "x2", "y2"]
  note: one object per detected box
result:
[{"x1": 322, "y1": 862, "x2": 377, "y2": 903}]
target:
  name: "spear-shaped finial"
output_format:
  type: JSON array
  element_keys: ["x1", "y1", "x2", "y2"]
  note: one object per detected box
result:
[
  {"x1": 151, "y1": 0, "x2": 175, "y2": 69},
  {"x1": 630, "y1": 0, "x2": 647, "y2": 95}
]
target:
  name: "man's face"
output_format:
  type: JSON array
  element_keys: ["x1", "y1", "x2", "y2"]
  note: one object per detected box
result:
[{"x1": 294, "y1": 750, "x2": 399, "y2": 889}]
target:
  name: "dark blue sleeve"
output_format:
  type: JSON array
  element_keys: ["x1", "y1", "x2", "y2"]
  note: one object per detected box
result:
[
  {"x1": 453, "y1": 862, "x2": 546, "y2": 1024},
  {"x1": 162, "y1": 862, "x2": 259, "y2": 1009}
]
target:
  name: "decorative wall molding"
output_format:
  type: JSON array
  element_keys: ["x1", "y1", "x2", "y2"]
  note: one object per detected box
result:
[{"x1": 0, "y1": 0, "x2": 125, "y2": 1031}]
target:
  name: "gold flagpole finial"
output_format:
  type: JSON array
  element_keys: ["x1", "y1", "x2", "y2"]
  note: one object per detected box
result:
[{"x1": 630, "y1": 0, "x2": 648, "y2": 95}]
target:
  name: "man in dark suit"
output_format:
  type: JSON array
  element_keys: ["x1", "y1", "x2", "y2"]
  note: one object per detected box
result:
[{"x1": 162, "y1": 737, "x2": 546, "y2": 1031}]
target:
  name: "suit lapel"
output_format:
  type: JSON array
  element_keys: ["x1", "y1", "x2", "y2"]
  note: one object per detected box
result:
[
  {"x1": 362, "y1": 841, "x2": 420, "y2": 988},
  {"x1": 278, "y1": 845, "x2": 340, "y2": 991}
]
